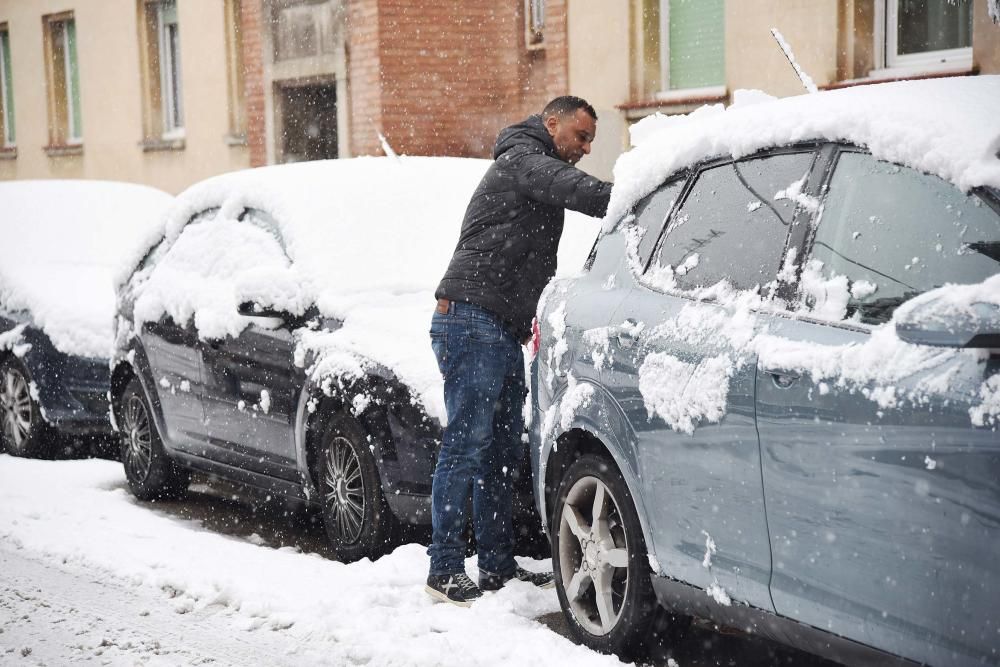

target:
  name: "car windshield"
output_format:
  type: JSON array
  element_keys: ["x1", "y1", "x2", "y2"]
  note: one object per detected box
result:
[{"x1": 808, "y1": 152, "x2": 1000, "y2": 324}]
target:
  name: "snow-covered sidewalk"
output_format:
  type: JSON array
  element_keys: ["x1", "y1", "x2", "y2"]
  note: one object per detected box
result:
[{"x1": 0, "y1": 455, "x2": 622, "y2": 666}]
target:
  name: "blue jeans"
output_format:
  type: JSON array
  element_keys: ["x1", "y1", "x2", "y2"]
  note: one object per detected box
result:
[{"x1": 428, "y1": 300, "x2": 525, "y2": 578}]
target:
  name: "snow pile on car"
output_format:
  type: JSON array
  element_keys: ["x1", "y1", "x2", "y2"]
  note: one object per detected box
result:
[
  {"x1": 122, "y1": 157, "x2": 602, "y2": 422},
  {"x1": 0, "y1": 180, "x2": 172, "y2": 359},
  {"x1": 610, "y1": 75, "x2": 1000, "y2": 230}
]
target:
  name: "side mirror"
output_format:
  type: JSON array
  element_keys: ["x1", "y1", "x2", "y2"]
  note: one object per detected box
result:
[
  {"x1": 895, "y1": 298, "x2": 1000, "y2": 349},
  {"x1": 238, "y1": 301, "x2": 292, "y2": 320}
]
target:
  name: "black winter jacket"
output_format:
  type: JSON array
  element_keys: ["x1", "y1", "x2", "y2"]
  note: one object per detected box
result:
[{"x1": 435, "y1": 115, "x2": 612, "y2": 341}]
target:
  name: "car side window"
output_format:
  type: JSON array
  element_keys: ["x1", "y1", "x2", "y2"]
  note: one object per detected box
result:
[
  {"x1": 807, "y1": 152, "x2": 1000, "y2": 325},
  {"x1": 137, "y1": 207, "x2": 220, "y2": 273},
  {"x1": 651, "y1": 151, "x2": 815, "y2": 291},
  {"x1": 239, "y1": 208, "x2": 288, "y2": 253},
  {"x1": 627, "y1": 177, "x2": 686, "y2": 269}
]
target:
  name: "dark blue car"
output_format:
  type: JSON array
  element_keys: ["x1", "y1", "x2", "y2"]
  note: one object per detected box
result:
[{"x1": 0, "y1": 180, "x2": 171, "y2": 458}]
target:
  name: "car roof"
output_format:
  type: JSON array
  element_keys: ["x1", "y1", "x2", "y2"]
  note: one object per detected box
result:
[
  {"x1": 0, "y1": 179, "x2": 172, "y2": 359},
  {"x1": 125, "y1": 156, "x2": 601, "y2": 296},
  {"x1": 606, "y1": 75, "x2": 1000, "y2": 230}
]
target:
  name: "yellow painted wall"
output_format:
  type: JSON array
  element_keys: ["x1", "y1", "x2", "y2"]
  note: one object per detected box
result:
[
  {"x1": 726, "y1": 0, "x2": 841, "y2": 96},
  {"x1": 567, "y1": 0, "x2": 631, "y2": 182},
  {"x1": 0, "y1": 0, "x2": 249, "y2": 193}
]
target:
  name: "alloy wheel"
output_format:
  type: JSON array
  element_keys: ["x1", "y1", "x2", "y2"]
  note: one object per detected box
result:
[
  {"x1": 0, "y1": 366, "x2": 33, "y2": 449},
  {"x1": 558, "y1": 475, "x2": 631, "y2": 635},
  {"x1": 322, "y1": 436, "x2": 366, "y2": 544},
  {"x1": 121, "y1": 394, "x2": 153, "y2": 483}
]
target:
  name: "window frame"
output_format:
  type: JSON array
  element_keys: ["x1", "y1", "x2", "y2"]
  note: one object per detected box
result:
[
  {"x1": 0, "y1": 24, "x2": 14, "y2": 148},
  {"x1": 873, "y1": 0, "x2": 973, "y2": 75},
  {"x1": 43, "y1": 12, "x2": 83, "y2": 147},
  {"x1": 224, "y1": 0, "x2": 247, "y2": 141},
  {"x1": 642, "y1": 145, "x2": 821, "y2": 298},
  {"x1": 657, "y1": 0, "x2": 725, "y2": 96},
  {"x1": 157, "y1": 0, "x2": 183, "y2": 138},
  {"x1": 525, "y1": 0, "x2": 545, "y2": 50}
]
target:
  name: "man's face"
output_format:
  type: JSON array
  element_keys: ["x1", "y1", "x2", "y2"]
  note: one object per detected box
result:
[{"x1": 544, "y1": 108, "x2": 597, "y2": 165}]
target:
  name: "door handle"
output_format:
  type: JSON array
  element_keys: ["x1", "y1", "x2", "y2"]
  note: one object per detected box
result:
[
  {"x1": 616, "y1": 319, "x2": 639, "y2": 349},
  {"x1": 769, "y1": 371, "x2": 799, "y2": 389}
]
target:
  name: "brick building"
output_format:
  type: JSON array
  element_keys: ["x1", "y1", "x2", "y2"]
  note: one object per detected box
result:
[
  {"x1": 0, "y1": 0, "x2": 572, "y2": 192},
  {"x1": 254, "y1": 0, "x2": 569, "y2": 167}
]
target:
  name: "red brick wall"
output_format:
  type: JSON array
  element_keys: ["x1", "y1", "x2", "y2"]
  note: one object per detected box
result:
[
  {"x1": 347, "y1": 0, "x2": 568, "y2": 158},
  {"x1": 241, "y1": 0, "x2": 267, "y2": 167}
]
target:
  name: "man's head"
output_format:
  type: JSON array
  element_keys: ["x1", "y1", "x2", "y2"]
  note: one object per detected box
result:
[{"x1": 541, "y1": 96, "x2": 598, "y2": 165}]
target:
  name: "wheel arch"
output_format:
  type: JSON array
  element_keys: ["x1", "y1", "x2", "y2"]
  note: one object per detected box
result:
[{"x1": 540, "y1": 384, "x2": 657, "y2": 570}]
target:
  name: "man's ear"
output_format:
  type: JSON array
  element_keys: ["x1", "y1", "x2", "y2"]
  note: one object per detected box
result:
[{"x1": 543, "y1": 114, "x2": 560, "y2": 138}]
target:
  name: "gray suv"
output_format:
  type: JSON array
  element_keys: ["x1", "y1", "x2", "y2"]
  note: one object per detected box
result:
[{"x1": 531, "y1": 135, "x2": 999, "y2": 665}]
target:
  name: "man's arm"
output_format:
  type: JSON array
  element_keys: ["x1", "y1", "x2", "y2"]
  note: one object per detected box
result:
[{"x1": 499, "y1": 147, "x2": 612, "y2": 218}]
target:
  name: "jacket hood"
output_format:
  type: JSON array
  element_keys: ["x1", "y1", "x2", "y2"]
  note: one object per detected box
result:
[{"x1": 493, "y1": 115, "x2": 557, "y2": 160}]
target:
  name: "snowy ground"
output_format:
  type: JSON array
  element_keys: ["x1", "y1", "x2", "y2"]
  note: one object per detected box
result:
[
  {"x1": 0, "y1": 455, "x2": 832, "y2": 667},
  {"x1": 0, "y1": 455, "x2": 618, "y2": 667}
]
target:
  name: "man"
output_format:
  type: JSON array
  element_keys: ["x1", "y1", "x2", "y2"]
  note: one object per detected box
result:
[{"x1": 425, "y1": 96, "x2": 613, "y2": 606}]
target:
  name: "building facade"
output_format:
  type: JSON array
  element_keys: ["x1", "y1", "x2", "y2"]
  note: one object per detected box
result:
[
  {"x1": 569, "y1": 0, "x2": 1000, "y2": 180},
  {"x1": 0, "y1": 0, "x2": 255, "y2": 193},
  {"x1": 0, "y1": 0, "x2": 570, "y2": 191},
  {"x1": 2, "y1": 1, "x2": 996, "y2": 191}
]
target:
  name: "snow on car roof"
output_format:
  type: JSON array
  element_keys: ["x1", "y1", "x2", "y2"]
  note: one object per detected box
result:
[
  {"x1": 607, "y1": 75, "x2": 1000, "y2": 230},
  {"x1": 0, "y1": 180, "x2": 171, "y2": 359},
  {"x1": 123, "y1": 157, "x2": 602, "y2": 423}
]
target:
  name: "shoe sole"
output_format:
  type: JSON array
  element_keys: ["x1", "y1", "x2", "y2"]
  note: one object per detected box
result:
[
  {"x1": 424, "y1": 585, "x2": 473, "y2": 607},
  {"x1": 480, "y1": 579, "x2": 556, "y2": 591}
]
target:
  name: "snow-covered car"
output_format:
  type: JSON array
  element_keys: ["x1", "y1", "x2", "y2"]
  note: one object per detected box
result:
[
  {"x1": 0, "y1": 180, "x2": 171, "y2": 458},
  {"x1": 109, "y1": 156, "x2": 601, "y2": 562},
  {"x1": 531, "y1": 76, "x2": 1000, "y2": 665}
]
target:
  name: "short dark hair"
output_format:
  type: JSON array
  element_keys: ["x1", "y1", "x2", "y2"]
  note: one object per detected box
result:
[{"x1": 542, "y1": 96, "x2": 598, "y2": 121}]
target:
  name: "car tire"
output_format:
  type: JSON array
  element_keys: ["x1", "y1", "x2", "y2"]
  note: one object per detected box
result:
[
  {"x1": 552, "y1": 454, "x2": 660, "y2": 659},
  {"x1": 118, "y1": 378, "x2": 190, "y2": 501},
  {"x1": 313, "y1": 414, "x2": 398, "y2": 563},
  {"x1": 0, "y1": 357, "x2": 53, "y2": 458}
]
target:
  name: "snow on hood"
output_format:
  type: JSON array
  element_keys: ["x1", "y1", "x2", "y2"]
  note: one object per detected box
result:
[
  {"x1": 124, "y1": 157, "x2": 602, "y2": 422},
  {"x1": 0, "y1": 180, "x2": 172, "y2": 359},
  {"x1": 608, "y1": 76, "x2": 1000, "y2": 231}
]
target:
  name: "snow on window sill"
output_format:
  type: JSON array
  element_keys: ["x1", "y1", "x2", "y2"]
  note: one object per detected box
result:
[
  {"x1": 44, "y1": 143, "x2": 83, "y2": 158},
  {"x1": 619, "y1": 86, "x2": 728, "y2": 120},
  {"x1": 825, "y1": 65, "x2": 976, "y2": 90},
  {"x1": 140, "y1": 137, "x2": 186, "y2": 152},
  {"x1": 224, "y1": 132, "x2": 248, "y2": 147}
]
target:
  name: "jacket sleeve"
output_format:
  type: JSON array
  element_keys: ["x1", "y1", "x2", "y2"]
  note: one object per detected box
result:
[{"x1": 498, "y1": 147, "x2": 612, "y2": 218}]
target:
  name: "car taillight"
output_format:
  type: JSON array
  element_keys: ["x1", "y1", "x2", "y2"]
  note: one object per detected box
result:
[{"x1": 529, "y1": 318, "x2": 541, "y2": 360}]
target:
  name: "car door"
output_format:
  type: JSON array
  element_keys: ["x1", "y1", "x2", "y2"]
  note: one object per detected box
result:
[
  {"x1": 198, "y1": 208, "x2": 302, "y2": 480},
  {"x1": 603, "y1": 149, "x2": 818, "y2": 611},
  {"x1": 756, "y1": 148, "x2": 1000, "y2": 666},
  {"x1": 132, "y1": 210, "x2": 219, "y2": 453}
]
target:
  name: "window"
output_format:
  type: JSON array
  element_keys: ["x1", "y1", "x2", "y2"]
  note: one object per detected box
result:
[
  {"x1": 877, "y1": 0, "x2": 972, "y2": 72},
  {"x1": 651, "y1": 152, "x2": 815, "y2": 292},
  {"x1": 808, "y1": 152, "x2": 999, "y2": 325},
  {"x1": 138, "y1": 0, "x2": 184, "y2": 144},
  {"x1": 43, "y1": 13, "x2": 82, "y2": 146},
  {"x1": 0, "y1": 25, "x2": 14, "y2": 148},
  {"x1": 224, "y1": 0, "x2": 246, "y2": 140},
  {"x1": 628, "y1": 177, "x2": 687, "y2": 269},
  {"x1": 525, "y1": 0, "x2": 545, "y2": 49},
  {"x1": 660, "y1": 0, "x2": 724, "y2": 92}
]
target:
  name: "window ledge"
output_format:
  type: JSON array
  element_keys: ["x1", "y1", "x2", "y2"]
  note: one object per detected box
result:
[
  {"x1": 44, "y1": 144, "x2": 83, "y2": 157},
  {"x1": 224, "y1": 133, "x2": 248, "y2": 147},
  {"x1": 140, "y1": 137, "x2": 186, "y2": 152},
  {"x1": 824, "y1": 66, "x2": 977, "y2": 90},
  {"x1": 619, "y1": 87, "x2": 728, "y2": 119},
  {"x1": 0, "y1": 146, "x2": 16, "y2": 160}
]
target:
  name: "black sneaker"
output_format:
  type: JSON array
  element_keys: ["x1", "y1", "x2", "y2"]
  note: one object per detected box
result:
[
  {"x1": 480, "y1": 565, "x2": 555, "y2": 591},
  {"x1": 425, "y1": 573, "x2": 483, "y2": 607}
]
